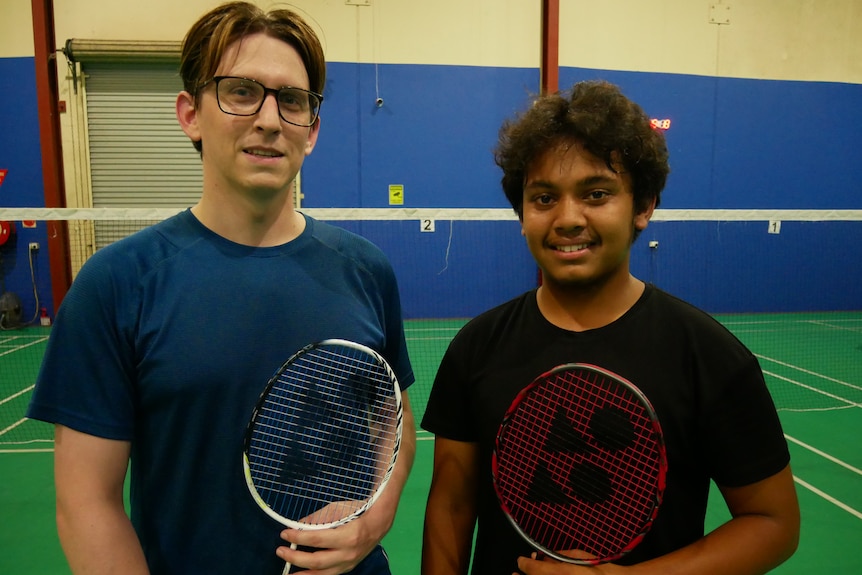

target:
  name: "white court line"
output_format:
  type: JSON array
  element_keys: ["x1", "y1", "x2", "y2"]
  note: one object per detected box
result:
[
  {"x1": 793, "y1": 476, "x2": 862, "y2": 520},
  {"x1": 1, "y1": 339, "x2": 48, "y2": 443},
  {"x1": 765, "y1": 370, "x2": 861, "y2": 411},
  {"x1": 785, "y1": 434, "x2": 862, "y2": 520},
  {"x1": 0, "y1": 418, "x2": 26, "y2": 436},
  {"x1": 0, "y1": 384, "x2": 35, "y2": 407},
  {"x1": 807, "y1": 319, "x2": 862, "y2": 334},
  {"x1": 758, "y1": 355, "x2": 862, "y2": 394},
  {"x1": 0, "y1": 336, "x2": 49, "y2": 357},
  {"x1": 785, "y1": 434, "x2": 862, "y2": 476},
  {"x1": 417, "y1": 430, "x2": 435, "y2": 441}
]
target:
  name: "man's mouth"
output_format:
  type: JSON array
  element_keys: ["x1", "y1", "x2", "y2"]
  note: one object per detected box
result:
[
  {"x1": 245, "y1": 149, "x2": 282, "y2": 158},
  {"x1": 555, "y1": 243, "x2": 590, "y2": 252}
]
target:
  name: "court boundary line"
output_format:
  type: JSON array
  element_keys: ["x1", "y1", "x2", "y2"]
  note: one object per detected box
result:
[
  {"x1": 792, "y1": 476, "x2": 862, "y2": 520},
  {"x1": 785, "y1": 433, "x2": 862, "y2": 521},
  {"x1": 785, "y1": 434, "x2": 862, "y2": 476}
]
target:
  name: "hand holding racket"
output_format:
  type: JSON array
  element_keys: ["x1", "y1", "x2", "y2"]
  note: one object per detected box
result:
[
  {"x1": 492, "y1": 363, "x2": 666, "y2": 566},
  {"x1": 243, "y1": 339, "x2": 403, "y2": 574}
]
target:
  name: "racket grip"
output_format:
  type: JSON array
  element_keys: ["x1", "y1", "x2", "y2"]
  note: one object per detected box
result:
[{"x1": 282, "y1": 542, "x2": 298, "y2": 575}]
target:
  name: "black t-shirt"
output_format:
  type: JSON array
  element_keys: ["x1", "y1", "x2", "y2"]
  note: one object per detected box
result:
[{"x1": 421, "y1": 284, "x2": 789, "y2": 574}]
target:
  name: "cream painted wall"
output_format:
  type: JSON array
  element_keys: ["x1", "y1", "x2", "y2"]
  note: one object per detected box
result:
[
  {"x1": 715, "y1": 0, "x2": 862, "y2": 83},
  {"x1": 561, "y1": 0, "x2": 862, "y2": 83},
  {"x1": 50, "y1": 0, "x2": 539, "y2": 67},
  {"x1": 0, "y1": 0, "x2": 36, "y2": 58},
  {"x1": 559, "y1": 1, "x2": 720, "y2": 77},
  {"x1": 4, "y1": 1, "x2": 860, "y2": 83}
]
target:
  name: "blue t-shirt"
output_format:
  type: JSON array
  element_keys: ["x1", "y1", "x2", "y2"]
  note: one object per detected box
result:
[{"x1": 28, "y1": 210, "x2": 414, "y2": 574}]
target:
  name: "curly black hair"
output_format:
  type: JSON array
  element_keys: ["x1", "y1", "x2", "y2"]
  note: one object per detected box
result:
[{"x1": 495, "y1": 80, "x2": 670, "y2": 218}]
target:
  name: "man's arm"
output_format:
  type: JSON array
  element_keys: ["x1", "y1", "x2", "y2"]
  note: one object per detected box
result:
[
  {"x1": 278, "y1": 391, "x2": 417, "y2": 573},
  {"x1": 516, "y1": 464, "x2": 800, "y2": 575},
  {"x1": 421, "y1": 437, "x2": 480, "y2": 575},
  {"x1": 54, "y1": 425, "x2": 149, "y2": 574}
]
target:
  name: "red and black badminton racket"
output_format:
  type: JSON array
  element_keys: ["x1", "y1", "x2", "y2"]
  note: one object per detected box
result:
[{"x1": 492, "y1": 363, "x2": 667, "y2": 565}]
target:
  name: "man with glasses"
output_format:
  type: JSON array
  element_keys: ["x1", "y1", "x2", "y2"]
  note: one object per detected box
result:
[{"x1": 27, "y1": 2, "x2": 416, "y2": 574}]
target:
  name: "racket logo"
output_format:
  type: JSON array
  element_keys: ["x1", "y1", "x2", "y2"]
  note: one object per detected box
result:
[{"x1": 529, "y1": 404, "x2": 636, "y2": 505}]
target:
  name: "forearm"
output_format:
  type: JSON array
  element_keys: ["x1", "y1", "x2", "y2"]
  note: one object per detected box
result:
[
  {"x1": 630, "y1": 512, "x2": 799, "y2": 575},
  {"x1": 57, "y1": 501, "x2": 149, "y2": 575},
  {"x1": 421, "y1": 497, "x2": 476, "y2": 575},
  {"x1": 519, "y1": 467, "x2": 800, "y2": 575},
  {"x1": 372, "y1": 408, "x2": 417, "y2": 535},
  {"x1": 518, "y1": 514, "x2": 797, "y2": 575},
  {"x1": 421, "y1": 437, "x2": 480, "y2": 575},
  {"x1": 54, "y1": 426, "x2": 147, "y2": 574}
]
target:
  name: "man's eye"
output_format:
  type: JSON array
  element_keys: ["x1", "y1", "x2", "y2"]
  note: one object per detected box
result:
[
  {"x1": 279, "y1": 89, "x2": 308, "y2": 110},
  {"x1": 280, "y1": 93, "x2": 301, "y2": 105},
  {"x1": 586, "y1": 190, "x2": 610, "y2": 201}
]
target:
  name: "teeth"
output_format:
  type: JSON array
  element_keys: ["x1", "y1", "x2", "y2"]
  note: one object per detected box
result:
[
  {"x1": 247, "y1": 150, "x2": 279, "y2": 157},
  {"x1": 557, "y1": 243, "x2": 589, "y2": 252}
]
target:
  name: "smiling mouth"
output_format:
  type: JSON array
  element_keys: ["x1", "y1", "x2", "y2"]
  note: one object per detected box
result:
[
  {"x1": 245, "y1": 149, "x2": 282, "y2": 158},
  {"x1": 555, "y1": 243, "x2": 591, "y2": 252}
]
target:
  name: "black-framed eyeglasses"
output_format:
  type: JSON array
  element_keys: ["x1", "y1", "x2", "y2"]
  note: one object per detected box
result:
[{"x1": 201, "y1": 76, "x2": 323, "y2": 127}]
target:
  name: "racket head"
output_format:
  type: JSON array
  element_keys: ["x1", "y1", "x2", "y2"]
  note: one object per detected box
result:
[
  {"x1": 492, "y1": 363, "x2": 667, "y2": 565},
  {"x1": 243, "y1": 339, "x2": 402, "y2": 530}
]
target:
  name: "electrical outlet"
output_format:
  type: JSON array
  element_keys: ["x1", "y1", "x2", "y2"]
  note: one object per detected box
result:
[{"x1": 29, "y1": 242, "x2": 40, "y2": 251}]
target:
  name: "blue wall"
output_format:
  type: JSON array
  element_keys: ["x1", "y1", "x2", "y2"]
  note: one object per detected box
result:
[
  {"x1": 1, "y1": 58, "x2": 860, "y2": 320},
  {"x1": 632, "y1": 220, "x2": 862, "y2": 314},
  {"x1": 0, "y1": 57, "x2": 51, "y2": 324}
]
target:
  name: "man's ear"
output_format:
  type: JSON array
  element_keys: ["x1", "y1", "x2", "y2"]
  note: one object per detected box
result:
[
  {"x1": 176, "y1": 91, "x2": 201, "y2": 144},
  {"x1": 304, "y1": 116, "x2": 321, "y2": 156},
  {"x1": 634, "y1": 196, "x2": 657, "y2": 232}
]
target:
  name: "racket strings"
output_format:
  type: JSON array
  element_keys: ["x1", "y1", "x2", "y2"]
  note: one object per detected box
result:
[
  {"x1": 495, "y1": 368, "x2": 664, "y2": 559},
  {"x1": 246, "y1": 345, "x2": 400, "y2": 526}
]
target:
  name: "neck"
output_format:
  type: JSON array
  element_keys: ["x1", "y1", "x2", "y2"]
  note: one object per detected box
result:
[
  {"x1": 536, "y1": 273, "x2": 645, "y2": 332},
  {"x1": 192, "y1": 183, "x2": 305, "y2": 247}
]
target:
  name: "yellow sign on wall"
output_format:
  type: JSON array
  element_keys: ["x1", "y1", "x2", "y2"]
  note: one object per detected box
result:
[{"x1": 388, "y1": 184, "x2": 404, "y2": 205}]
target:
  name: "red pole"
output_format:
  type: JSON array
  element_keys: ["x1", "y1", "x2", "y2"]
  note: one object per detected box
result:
[
  {"x1": 541, "y1": 0, "x2": 560, "y2": 95},
  {"x1": 537, "y1": 0, "x2": 560, "y2": 286},
  {"x1": 31, "y1": 0, "x2": 72, "y2": 311}
]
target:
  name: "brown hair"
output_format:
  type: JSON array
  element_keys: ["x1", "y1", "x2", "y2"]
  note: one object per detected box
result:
[
  {"x1": 495, "y1": 80, "x2": 670, "y2": 218},
  {"x1": 179, "y1": 1, "x2": 326, "y2": 151}
]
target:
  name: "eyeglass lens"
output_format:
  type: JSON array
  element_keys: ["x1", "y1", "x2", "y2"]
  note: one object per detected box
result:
[{"x1": 216, "y1": 77, "x2": 319, "y2": 126}]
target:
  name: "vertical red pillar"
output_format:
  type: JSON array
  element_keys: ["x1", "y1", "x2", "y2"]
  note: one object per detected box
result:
[
  {"x1": 541, "y1": 0, "x2": 560, "y2": 95},
  {"x1": 31, "y1": 0, "x2": 72, "y2": 310}
]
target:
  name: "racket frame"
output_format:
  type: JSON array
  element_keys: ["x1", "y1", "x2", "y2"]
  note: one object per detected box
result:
[
  {"x1": 492, "y1": 363, "x2": 667, "y2": 565},
  {"x1": 242, "y1": 338, "x2": 403, "y2": 531}
]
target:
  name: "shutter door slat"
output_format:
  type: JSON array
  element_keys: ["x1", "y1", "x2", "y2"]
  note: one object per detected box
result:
[{"x1": 83, "y1": 62, "x2": 202, "y2": 209}]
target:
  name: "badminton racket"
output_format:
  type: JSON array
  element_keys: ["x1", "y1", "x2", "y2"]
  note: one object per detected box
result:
[
  {"x1": 492, "y1": 363, "x2": 666, "y2": 565},
  {"x1": 243, "y1": 339, "x2": 403, "y2": 574}
]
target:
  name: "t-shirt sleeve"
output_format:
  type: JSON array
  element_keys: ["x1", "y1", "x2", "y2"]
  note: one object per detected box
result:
[
  {"x1": 27, "y1": 250, "x2": 138, "y2": 440},
  {"x1": 699, "y1": 346, "x2": 790, "y2": 487},
  {"x1": 420, "y1": 326, "x2": 478, "y2": 442}
]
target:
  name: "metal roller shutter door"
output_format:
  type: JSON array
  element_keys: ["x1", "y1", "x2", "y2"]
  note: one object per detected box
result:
[{"x1": 83, "y1": 61, "x2": 202, "y2": 209}]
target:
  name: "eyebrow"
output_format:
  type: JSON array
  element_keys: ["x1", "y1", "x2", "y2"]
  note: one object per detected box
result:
[{"x1": 524, "y1": 174, "x2": 620, "y2": 190}]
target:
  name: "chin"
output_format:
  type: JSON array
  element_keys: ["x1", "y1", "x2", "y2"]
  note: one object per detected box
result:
[{"x1": 543, "y1": 269, "x2": 609, "y2": 290}]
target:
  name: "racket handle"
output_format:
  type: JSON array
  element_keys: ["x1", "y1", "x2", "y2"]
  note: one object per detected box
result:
[{"x1": 281, "y1": 542, "x2": 298, "y2": 575}]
